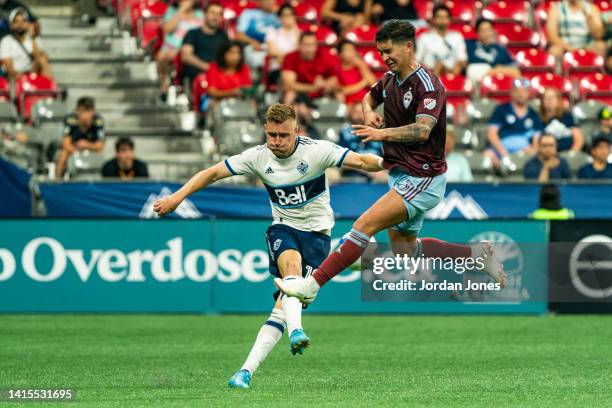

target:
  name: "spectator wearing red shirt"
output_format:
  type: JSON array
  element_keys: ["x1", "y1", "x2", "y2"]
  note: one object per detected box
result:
[
  {"x1": 207, "y1": 41, "x2": 253, "y2": 103},
  {"x1": 281, "y1": 31, "x2": 339, "y2": 104},
  {"x1": 335, "y1": 40, "x2": 376, "y2": 105}
]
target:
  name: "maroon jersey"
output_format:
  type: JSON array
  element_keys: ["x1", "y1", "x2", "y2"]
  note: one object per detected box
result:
[{"x1": 369, "y1": 65, "x2": 447, "y2": 177}]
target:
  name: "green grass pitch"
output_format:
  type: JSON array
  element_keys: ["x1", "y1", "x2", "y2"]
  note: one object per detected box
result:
[{"x1": 1, "y1": 314, "x2": 611, "y2": 407}]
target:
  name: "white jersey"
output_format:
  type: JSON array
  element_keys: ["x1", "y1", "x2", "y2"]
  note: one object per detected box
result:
[{"x1": 224, "y1": 137, "x2": 349, "y2": 232}]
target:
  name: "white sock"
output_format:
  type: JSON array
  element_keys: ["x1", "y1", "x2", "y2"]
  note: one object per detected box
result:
[
  {"x1": 281, "y1": 281, "x2": 303, "y2": 335},
  {"x1": 241, "y1": 308, "x2": 285, "y2": 374}
]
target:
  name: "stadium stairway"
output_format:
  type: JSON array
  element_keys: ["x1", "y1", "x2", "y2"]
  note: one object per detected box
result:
[{"x1": 28, "y1": 2, "x2": 212, "y2": 179}]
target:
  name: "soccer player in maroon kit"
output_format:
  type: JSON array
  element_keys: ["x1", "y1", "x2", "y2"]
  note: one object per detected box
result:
[{"x1": 275, "y1": 20, "x2": 505, "y2": 304}]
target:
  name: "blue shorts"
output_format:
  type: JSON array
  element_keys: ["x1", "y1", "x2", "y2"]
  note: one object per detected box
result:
[
  {"x1": 265, "y1": 224, "x2": 331, "y2": 278},
  {"x1": 388, "y1": 168, "x2": 447, "y2": 235}
]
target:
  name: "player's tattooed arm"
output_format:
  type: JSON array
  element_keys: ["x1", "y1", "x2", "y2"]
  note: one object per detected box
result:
[{"x1": 381, "y1": 115, "x2": 437, "y2": 143}]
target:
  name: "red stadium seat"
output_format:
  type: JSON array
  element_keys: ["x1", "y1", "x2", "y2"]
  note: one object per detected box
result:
[
  {"x1": 262, "y1": 55, "x2": 278, "y2": 93},
  {"x1": 481, "y1": 1, "x2": 531, "y2": 26},
  {"x1": 442, "y1": 0, "x2": 482, "y2": 23},
  {"x1": 358, "y1": 47, "x2": 386, "y2": 75},
  {"x1": 413, "y1": 1, "x2": 433, "y2": 20},
  {"x1": 191, "y1": 72, "x2": 208, "y2": 113},
  {"x1": 515, "y1": 49, "x2": 556, "y2": 79},
  {"x1": 222, "y1": 0, "x2": 257, "y2": 24},
  {"x1": 496, "y1": 24, "x2": 541, "y2": 55},
  {"x1": 449, "y1": 22, "x2": 477, "y2": 41},
  {"x1": 298, "y1": 23, "x2": 338, "y2": 46},
  {"x1": 293, "y1": 0, "x2": 324, "y2": 23},
  {"x1": 0, "y1": 76, "x2": 10, "y2": 101},
  {"x1": 14, "y1": 73, "x2": 59, "y2": 120},
  {"x1": 130, "y1": 0, "x2": 167, "y2": 38},
  {"x1": 563, "y1": 49, "x2": 605, "y2": 82},
  {"x1": 344, "y1": 24, "x2": 377, "y2": 46},
  {"x1": 530, "y1": 73, "x2": 573, "y2": 99},
  {"x1": 479, "y1": 73, "x2": 517, "y2": 103},
  {"x1": 172, "y1": 52, "x2": 183, "y2": 87},
  {"x1": 593, "y1": 0, "x2": 611, "y2": 13},
  {"x1": 440, "y1": 73, "x2": 473, "y2": 111},
  {"x1": 579, "y1": 73, "x2": 612, "y2": 104},
  {"x1": 136, "y1": 4, "x2": 167, "y2": 52},
  {"x1": 534, "y1": 0, "x2": 558, "y2": 27}
]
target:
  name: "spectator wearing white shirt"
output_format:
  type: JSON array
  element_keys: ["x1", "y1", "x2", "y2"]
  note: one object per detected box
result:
[
  {"x1": 415, "y1": 5, "x2": 466, "y2": 76},
  {"x1": 445, "y1": 125, "x2": 473, "y2": 182},
  {"x1": 265, "y1": 4, "x2": 300, "y2": 86},
  {"x1": 0, "y1": 8, "x2": 50, "y2": 80}
]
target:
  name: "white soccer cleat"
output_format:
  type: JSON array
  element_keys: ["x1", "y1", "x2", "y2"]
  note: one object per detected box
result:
[
  {"x1": 475, "y1": 241, "x2": 506, "y2": 288},
  {"x1": 274, "y1": 276, "x2": 320, "y2": 304}
]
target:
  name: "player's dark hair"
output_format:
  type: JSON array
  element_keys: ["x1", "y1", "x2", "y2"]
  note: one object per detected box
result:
[
  {"x1": 215, "y1": 40, "x2": 244, "y2": 70},
  {"x1": 265, "y1": 103, "x2": 297, "y2": 124},
  {"x1": 299, "y1": 30, "x2": 317, "y2": 43},
  {"x1": 539, "y1": 184, "x2": 562, "y2": 211},
  {"x1": 432, "y1": 4, "x2": 451, "y2": 19},
  {"x1": 76, "y1": 96, "x2": 95, "y2": 110},
  {"x1": 475, "y1": 18, "x2": 493, "y2": 32},
  {"x1": 277, "y1": 3, "x2": 294, "y2": 17},
  {"x1": 115, "y1": 137, "x2": 134, "y2": 152},
  {"x1": 204, "y1": 1, "x2": 222, "y2": 13},
  {"x1": 375, "y1": 19, "x2": 416, "y2": 46},
  {"x1": 336, "y1": 39, "x2": 356, "y2": 54}
]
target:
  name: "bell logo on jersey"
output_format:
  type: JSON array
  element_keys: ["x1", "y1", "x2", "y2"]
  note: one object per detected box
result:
[
  {"x1": 424, "y1": 98, "x2": 436, "y2": 110},
  {"x1": 274, "y1": 185, "x2": 308, "y2": 206}
]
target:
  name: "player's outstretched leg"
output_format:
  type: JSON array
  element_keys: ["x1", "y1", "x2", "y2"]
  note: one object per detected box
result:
[
  {"x1": 228, "y1": 307, "x2": 286, "y2": 389},
  {"x1": 275, "y1": 190, "x2": 408, "y2": 302},
  {"x1": 471, "y1": 240, "x2": 506, "y2": 287}
]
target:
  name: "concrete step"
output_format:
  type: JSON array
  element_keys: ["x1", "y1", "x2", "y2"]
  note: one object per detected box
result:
[
  {"x1": 39, "y1": 16, "x2": 117, "y2": 37},
  {"x1": 65, "y1": 86, "x2": 160, "y2": 106},
  {"x1": 52, "y1": 61, "x2": 153, "y2": 84},
  {"x1": 102, "y1": 111, "x2": 185, "y2": 132}
]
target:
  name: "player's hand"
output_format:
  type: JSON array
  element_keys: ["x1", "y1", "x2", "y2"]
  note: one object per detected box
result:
[
  {"x1": 153, "y1": 194, "x2": 181, "y2": 217},
  {"x1": 75, "y1": 140, "x2": 89, "y2": 150},
  {"x1": 352, "y1": 124, "x2": 386, "y2": 142},
  {"x1": 364, "y1": 111, "x2": 384, "y2": 128}
]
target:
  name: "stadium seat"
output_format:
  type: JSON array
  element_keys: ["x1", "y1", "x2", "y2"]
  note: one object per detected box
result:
[
  {"x1": 359, "y1": 47, "x2": 386, "y2": 74},
  {"x1": 313, "y1": 122, "x2": 346, "y2": 144},
  {"x1": 0, "y1": 101, "x2": 17, "y2": 124},
  {"x1": 191, "y1": 73, "x2": 208, "y2": 113},
  {"x1": 515, "y1": 49, "x2": 556, "y2": 79},
  {"x1": 563, "y1": 50, "x2": 605, "y2": 82},
  {"x1": 464, "y1": 150, "x2": 493, "y2": 175},
  {"x1": 481, "y1": 1, "x2": 531, "y2": 26},
  {"x1": 560, "y1": 150, "x2": 591, "y2": 173},
  {"x1": 130, "y1": 0, "x2": 167, "y2": 38},
  {"x1": 67, "y1": 149, "x2": 106, "y2": 179},
  {"x1": 439, "y1": 73, "x2": 473, "y2": 114},
  {"x1": 593, "y1": 0, "x2": 611, "y2": 14},
  {"x1": 413, "y1": 1, "x2": 434, "y2": 20},
  {"x1": 530, "y1": 73, "x2": 573, "y2": 100},
  {"x1": 298, "y1": 23, "x2": 338, "y2": 46},
  {"x1": 218, "y1": 121, "x2": 262, "y2": 155},
  {"x1": 479, "y1": 73, "x2": 516, "y2": 103},
  {"x1": 442, "y1": 0, "x2": 481, "y2": 23},
  {"x1": 534, "y1": 0, "x2": 558, "y2": 27},
  {"x1": 221, "y1": 0, "x2": 257, "y2": 24},
  {"x1": 508, "y1": 150, "x2": 530, "y2": 172},
  {"x1": 14, "y1": 73, "x2": 60, "y2": 121},
  {"x1": 579, "y1": 73, "x2": 612, "y2": 104},
  {"x1": 217, "y1": 98, "x2": 257, "y2": 122},
  {"x1": 0, "y1": 76, "x2": 10, "y2": 101},
  {"x1": 449, "y1": 22, "x2": 477, "y2": 41},
  {"x1": 293, "y1": 0, "x2": 324, "y2": 23},
  {"x1": 495, "y1": 24, "x2": 541, "y2": 55},
  {"x1": 136, "y1": 3, "x2": 167, "y2": 52},
  {"x1": 344, "y1": 25, "x2": 377, "y2": 46},
  {"x1": 312, "y1": 97, "x2": 347, "y2": 121},
  {"x1": 30, "y1": 99, "x2": 68, "y2": 125}
]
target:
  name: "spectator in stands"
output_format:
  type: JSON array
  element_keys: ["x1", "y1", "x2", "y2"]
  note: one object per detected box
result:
[
  {"x1": 206, "y1": 41, "x2": 252, "y2": 104},
  {"x1": 281, "y1": 31, "x2": 339, "y2": 104},
  {"x1": 466, "y1": 18, "x2": 520, "y2": 83},
  {"x1": 264, "y1": 4, "x2": 300, "y2": 87},
  {"x1": 591, "y1": 106, "x2": 611, "y2": 145},
  {"x1": 181, "y1": 2, "x2": 227, "y2": 89},
  {"x1": 578, "y1": 136, "x2": 612, "y2": 179},
  {"x1": 445, "y1": 125, "x2": 473, "y2": 182},
  {"x1": 235, "y1": 0, "x2": 279, "y2": 70},
  {"x1": 530, "y1": 184, "x2": 575, "y2": 220},
  {"x1": 322, "y1": 0, "x2": 372, "y2": 34},
  {"x1": 371, "y1": 0, "x2": 417, "y2": 24},
  {"x1": 485, "y1": 78, "x2": 543, "y2": 170},
  {"x1": 0, "y1": 8, "x2": 51, "y2": 80},
  {"x1": 336, "y1": 40, "x2": 376, "y2": 106},
  {"x1": 606, "y1": 47, "x2": 612, "y2": 75},
  {"x1": 295, "y1": 94, "x2": 321, "y2": 140},
  {"x1": 416, "y1": 5, "x2": 467, "y2": 76},
  {"x1": 102, "y1": 137, "x2": 149, "y2": 179},
  {"x1": 156, "y1": 0, "x2": 204, "y2": 101},
  {"x1": 338, "y1": 104, "x2": 385, "y2": 181},
  {"x1": 0, "y1": 0, "x2": 39, "y2": 38},
  {"x1": 55, "y1": 97, "x2": 105, "y2": 178},
  {"x1": 539, "y1": 87, "x2": 583, "y2": 152},
  {"x1": 524, "y1": 134, "x2": 571, "y2": 181},
  {"x1": 546, "y1": 0, "x2": 606, "y2": 57}
]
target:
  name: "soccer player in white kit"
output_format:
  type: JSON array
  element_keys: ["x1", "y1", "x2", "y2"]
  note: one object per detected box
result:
[{"x1": 153, "y1": 103, "x2": 385, "y2": 388}]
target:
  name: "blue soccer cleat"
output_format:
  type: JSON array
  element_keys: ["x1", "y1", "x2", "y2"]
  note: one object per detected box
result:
[
  {"x1": 289, "y1": 329, "x2": 311, "y2": 356},
  {"x1": 228, "y1": 369, "x2": 251, "y2": 389}
]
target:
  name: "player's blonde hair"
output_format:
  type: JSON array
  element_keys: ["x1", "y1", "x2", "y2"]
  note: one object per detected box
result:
[{"x1": 265, "y1": 103, "x2": 297, "y2": 124}]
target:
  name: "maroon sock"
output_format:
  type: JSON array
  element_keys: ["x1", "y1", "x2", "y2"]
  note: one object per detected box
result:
[
  {"x1": 420, "y1": 238, "x2": 471, "y2": 259},
  {"x1": 313, "y1": 229, "x2": 370, "y2": 286}
]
